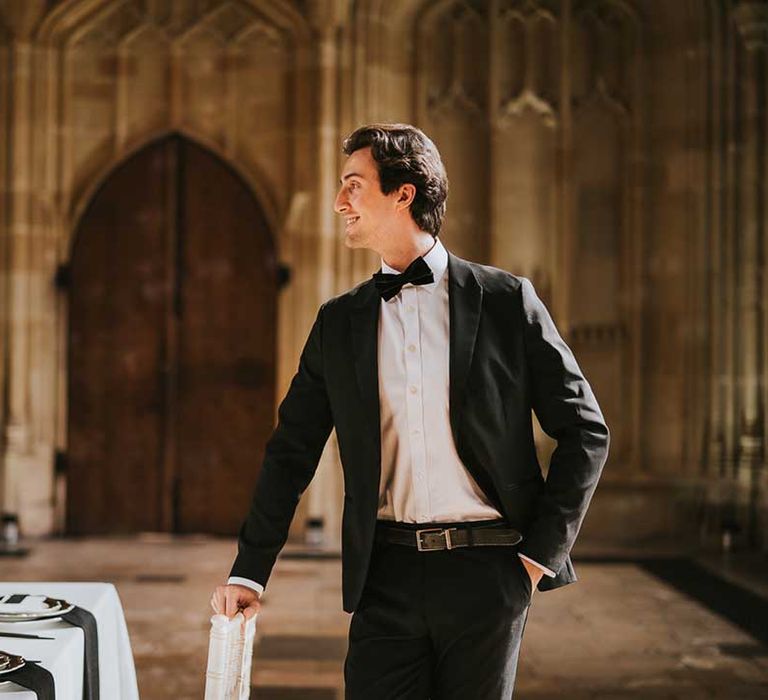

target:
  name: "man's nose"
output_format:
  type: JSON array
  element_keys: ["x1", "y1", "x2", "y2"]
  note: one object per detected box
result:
[{"x1": 334, "y1": 189, "x2": 348, "y2": 214}]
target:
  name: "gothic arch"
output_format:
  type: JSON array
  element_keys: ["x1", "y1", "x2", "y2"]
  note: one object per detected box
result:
[
  {"x1": 66, "y1": 126, "x2": 280, "y2": 257},
  {"x1": 35, "y1": 0, "x2": 311, "y2": 249}
]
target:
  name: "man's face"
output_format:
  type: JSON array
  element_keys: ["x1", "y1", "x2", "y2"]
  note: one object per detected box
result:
[{"x1": 334, "y1": 147, "x2": 400, "y2": 251}]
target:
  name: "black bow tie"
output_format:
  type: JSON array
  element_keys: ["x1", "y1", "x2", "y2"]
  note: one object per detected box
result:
[{"x1": 373, "y1": 256, "x2": 435, "y2": 301}]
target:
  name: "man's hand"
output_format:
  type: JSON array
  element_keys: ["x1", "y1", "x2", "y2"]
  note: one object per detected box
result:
[
  {"x1": 210, "y1": 584, "x2": 261, "y2": 621},
  {"x1": 520, "y1": 557, "x2": 545, "y2": 593}
]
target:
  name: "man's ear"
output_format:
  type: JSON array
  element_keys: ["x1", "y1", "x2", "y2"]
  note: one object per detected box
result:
[{"x1": 395, "y1": 183, "x2": 416, "y2": 210}]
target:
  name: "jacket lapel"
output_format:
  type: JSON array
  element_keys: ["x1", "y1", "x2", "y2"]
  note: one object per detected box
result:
[
  {"x1": 350, "y1": 280, "x2": 382, "y2": 461},
  {"x1": 448, "y1": 253, "x2": 483, "y2": 441}
]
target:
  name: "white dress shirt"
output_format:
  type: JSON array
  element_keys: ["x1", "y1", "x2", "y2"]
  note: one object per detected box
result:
[
  {"x1": 230, "y1": 239, "x2": 553, "y2": 596},
  {"x1": 376, "y1": 239, "x2": 502, "y2": 522}
]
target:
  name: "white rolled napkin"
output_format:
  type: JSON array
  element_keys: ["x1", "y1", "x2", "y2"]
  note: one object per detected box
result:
[{"x1": 204, "y1": 612, "x2": 258, "y2": 700}]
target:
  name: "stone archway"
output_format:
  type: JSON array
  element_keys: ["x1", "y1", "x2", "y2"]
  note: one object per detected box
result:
[{"x1": 66, "y1": 133, "x2": 277, "y2": 535}]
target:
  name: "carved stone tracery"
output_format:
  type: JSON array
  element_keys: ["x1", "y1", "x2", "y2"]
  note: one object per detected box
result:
[
  {"x1": 497, "y1": 0, "x2": 559, "y2": 126},
  {"x1": 424, "y1": 0, "x2": 488, "y2": 118}
]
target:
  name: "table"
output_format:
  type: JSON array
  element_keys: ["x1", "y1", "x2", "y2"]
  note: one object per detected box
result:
[{"x1": 0, "y1": 583, "x2": 139, "y2": 699}]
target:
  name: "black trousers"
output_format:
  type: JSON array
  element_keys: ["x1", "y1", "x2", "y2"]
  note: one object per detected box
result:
[{"x1": 344, "y1": 521, "x2": 533, "y2": 699}]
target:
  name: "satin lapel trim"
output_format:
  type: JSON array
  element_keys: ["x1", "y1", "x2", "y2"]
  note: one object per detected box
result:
[
  {"x1": 448, "y1": 253, "x2": 483, "y2": 439},
  {"x1": 350, "y1": 280, "x2": 382, "y2": 460}
]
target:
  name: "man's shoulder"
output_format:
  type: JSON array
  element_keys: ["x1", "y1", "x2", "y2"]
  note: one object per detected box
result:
[
  {"x1": 320, "y1": 278, "x2": 376, "y2": 314},
  {"x1": 453, "y1": 254, "x2": 527, "y2": 296}
]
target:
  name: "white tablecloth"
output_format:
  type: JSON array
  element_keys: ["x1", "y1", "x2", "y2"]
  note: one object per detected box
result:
[{"x1": 0, "y1": 582, "x2": 139, "y2": 699}]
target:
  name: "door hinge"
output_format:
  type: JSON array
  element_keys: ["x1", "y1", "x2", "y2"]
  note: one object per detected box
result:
[
  {"x1": 54, "y1": 450, "x2": 68, "y2": 475},
  {"x1": 277, "y1": 262, "x2": 291, "y2": 290},
  {"x1": 54, "y1": 264, "x2": 70, "y2": 290}
]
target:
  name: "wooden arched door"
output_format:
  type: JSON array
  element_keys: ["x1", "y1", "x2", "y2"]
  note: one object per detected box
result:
[{"x1": 66, "y1": 135, "x2": 277, "y2": 535}]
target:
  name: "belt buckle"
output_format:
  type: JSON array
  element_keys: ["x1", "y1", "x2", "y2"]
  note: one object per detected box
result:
[{"x1": 416, "y1": 527, "x2": 456, "y2": 551}]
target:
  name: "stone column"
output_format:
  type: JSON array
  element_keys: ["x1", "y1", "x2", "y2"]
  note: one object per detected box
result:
[
  {"x1": 703, "y1": 2, "x2": 735, "y2": 548},
  {"x1": 0, "y1": 1, "x2": 55, "y2": 534},
  {"x1": 295, "y1": 0, "x2": 348, "y2": 549},
  {"x1": 732, "y1": 1, "x2": 767, "y2": 547}
]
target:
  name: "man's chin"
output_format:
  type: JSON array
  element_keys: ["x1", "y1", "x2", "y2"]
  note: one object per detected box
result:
[{"x1": 344, "y1": 233, "x2": 363, "y2": 249}]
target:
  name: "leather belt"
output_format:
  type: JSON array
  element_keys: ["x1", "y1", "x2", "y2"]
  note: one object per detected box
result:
[{"x1": 376, "y1": 523, "x2": 523, "y2": 551}]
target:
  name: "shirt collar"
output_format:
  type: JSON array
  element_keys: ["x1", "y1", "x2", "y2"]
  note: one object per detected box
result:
[{"x1": 380, "y1": 237, "x2": 448, "y2": 294}]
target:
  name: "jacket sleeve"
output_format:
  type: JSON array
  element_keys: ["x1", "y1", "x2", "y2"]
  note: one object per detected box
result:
[
  {"x1": 229, "y1": 304, "x2": 334, "y2": 588},
  {"x1": 516, "y1": 278, "x2": 610, "y2": 574}
]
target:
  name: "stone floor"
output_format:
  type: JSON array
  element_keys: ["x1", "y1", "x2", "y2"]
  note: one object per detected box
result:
[{"x1": 2, "y1": 537, "x2": 768, "y2": 699}]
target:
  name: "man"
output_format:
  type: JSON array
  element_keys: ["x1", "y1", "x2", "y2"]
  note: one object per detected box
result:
[{"x1": 211, "y1": 123, "x2": 610, "y2": 698}]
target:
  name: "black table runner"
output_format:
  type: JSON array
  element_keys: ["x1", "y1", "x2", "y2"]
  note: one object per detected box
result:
[
  {"x1": 2, "y1": 661, "x2": 55, "y2": 700},
  {"x1": 61, "y1": 607, "x2": 99, "y2": 700}
]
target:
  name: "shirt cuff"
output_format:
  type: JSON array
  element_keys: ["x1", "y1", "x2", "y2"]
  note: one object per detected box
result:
[
  {"x1": 518, "y1": 553, "x2": 556, "y2": 578},
  {"x1": 227, "y1": 576, "x2": 265, "y2": 596}
]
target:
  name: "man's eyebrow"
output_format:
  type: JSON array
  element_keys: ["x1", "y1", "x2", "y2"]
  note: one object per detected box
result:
[{"x1": 339, "y1": 172, "x2": 364, "y2": 183}]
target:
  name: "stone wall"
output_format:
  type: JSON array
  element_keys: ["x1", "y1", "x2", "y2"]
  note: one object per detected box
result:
[{"x1": 0, "y1": 0, "x2": 765, "y2": 553}]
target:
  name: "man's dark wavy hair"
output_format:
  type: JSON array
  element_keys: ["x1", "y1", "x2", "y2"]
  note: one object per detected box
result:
[{"x1": 342, "y1": 123, "x2": 449, "y2": 238}]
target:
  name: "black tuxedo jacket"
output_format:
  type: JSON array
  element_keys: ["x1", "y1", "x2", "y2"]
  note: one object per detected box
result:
[{"x1": 230, "y1": 252, "x2": 610, "y2": 612}]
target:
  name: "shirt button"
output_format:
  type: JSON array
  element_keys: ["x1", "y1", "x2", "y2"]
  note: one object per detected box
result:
[
  {"x1": 407, "y1": 305, "x2": 415, "y2": 313},
  {"x1": 408, "y1": 344, "x2": 416, "y2": 352},
  {"x1": 413, "y1": 429, "x2": 421, "y2": 435},
  {"x1": 409, "y1": 385, "x2": 418, "y2": 394}
]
